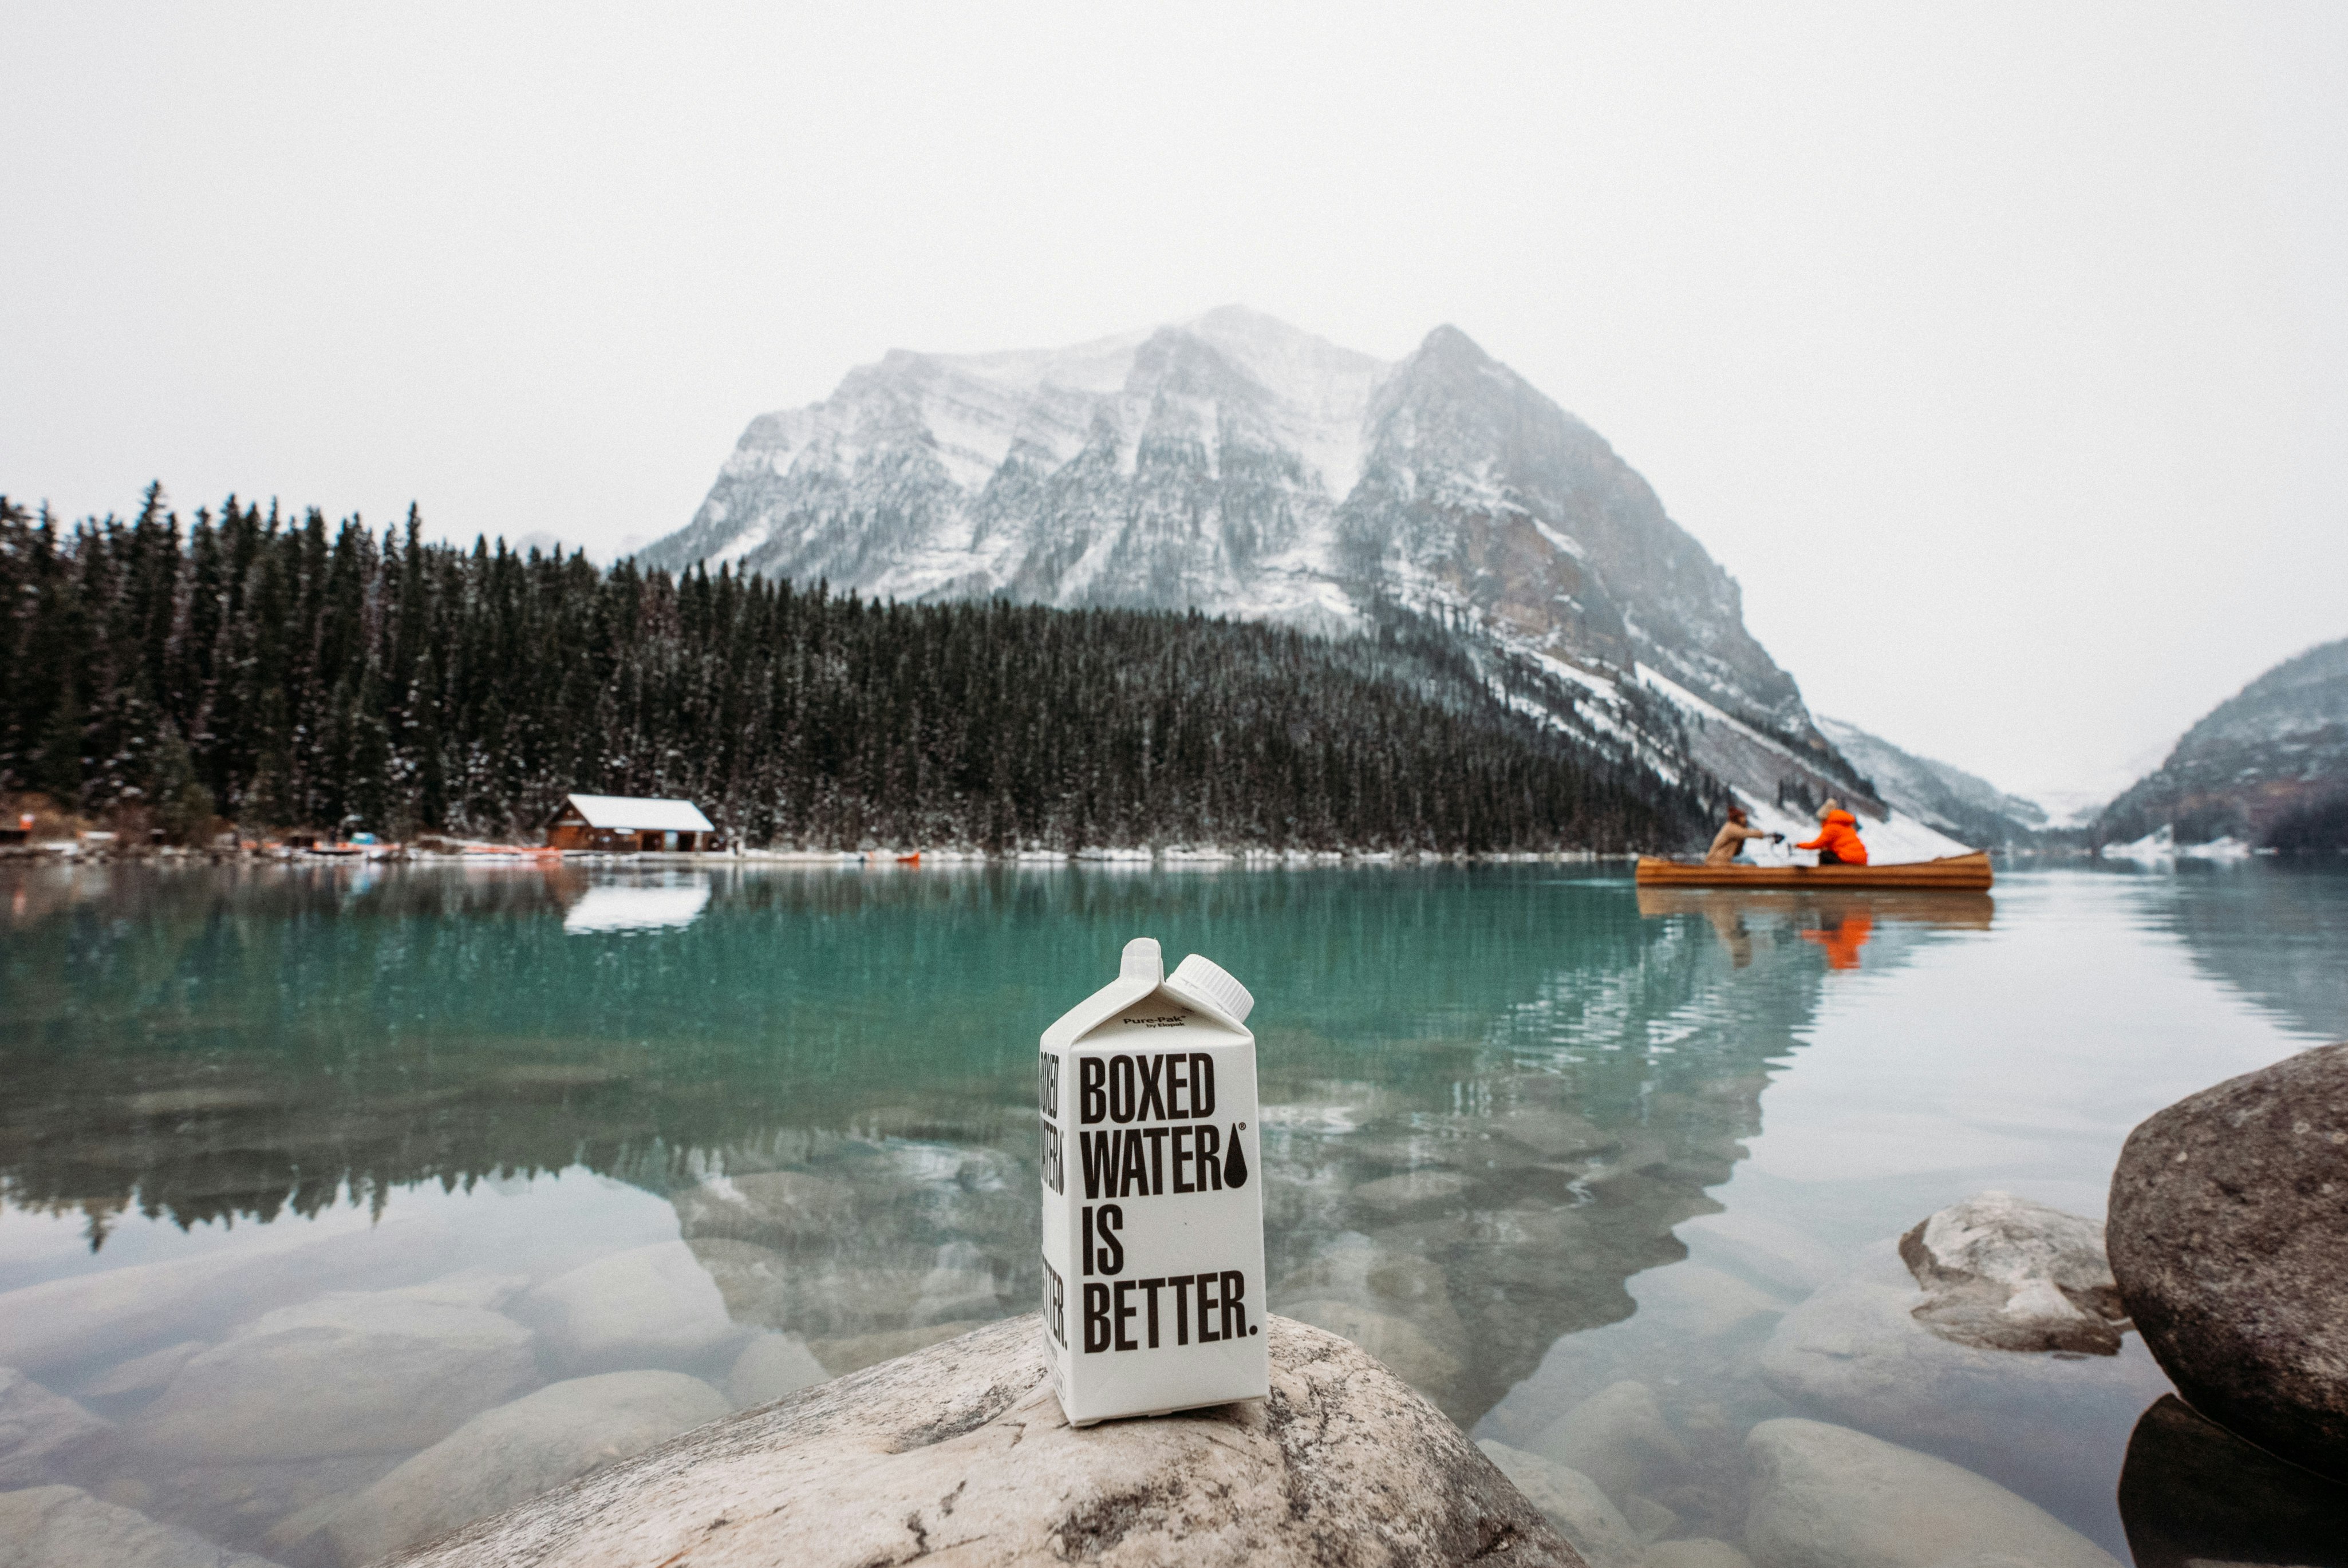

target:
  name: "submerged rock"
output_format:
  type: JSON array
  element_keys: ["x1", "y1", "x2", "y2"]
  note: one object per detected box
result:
[
  {"x1": 1758, "y1": 1237, "x2": 2170, "y2": 1492},
  {"x1": 1526, "y1": 1380, "x2": 1693, "y2": 1507},
  {"x1": 2106, "y1": 1041, "x2": 2348, "y2": 1481},
  {"x1": 135, "y1": 1453, "x2": 401, "y2": 1559},
  {"x1": 1640, "y1": 1543, "x2": 1751, "y2": 1568},
  {"x1": 129, "y1": 1291, "x2": 536, "y2": 1462},
  {"x1": 321, "y1": 1372, "x2": 729, "y2": 1566},
  {"x1": 1270, "y1": 1234, "x2": 1470, "y2": 1410},
  {"x1": 0, "y1": 1483, "x2": 281, "y2": 1568},
  {"x1": 2117, "y1": 1394, "x2": 2348, "y2": 1568},
  {"x1": 0, "y1": 1370, "x2": 112, "y2": 1487},
  {"x1": 393, "y1": 1314, "x2": 1579, "y2": 1567},
  {"x1": 519, "y1": 1243, "x2": 744, "y2": 1376},
  {"x1": 1896, "y1": 1191, "x2": 2128, "y2": 1354},
  {"x1": 1742, "y1": 1419, "x2": 2122, "y2": 1568},
  {"x1": 723, "y1": 1334, "x2": 828, "y2": 1409},
  {"x1": 668, "y1": 1153, "x2": 1033, "y2": 1355},
  {"x1": 1475, "y1": 1440, "x2": 1642, "y2": 1568},
  {"x1": 76, "y1": 1342, "x2": 207, "y2": 1402},
  {"x1": 1278, "y1": 1298, "x2": 1465, "y2": 1394},
  {"x1": 0, "y1": 1215, "x2": 452, "y2": 1377}
]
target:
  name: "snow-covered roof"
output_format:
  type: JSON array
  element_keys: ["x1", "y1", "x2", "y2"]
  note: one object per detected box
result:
[{"x1": 561, "y1": 794, "x2": 715, "y2": 833}]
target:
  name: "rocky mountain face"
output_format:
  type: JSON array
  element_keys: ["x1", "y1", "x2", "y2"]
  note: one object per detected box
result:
[
  {"x1": 647, "y1": 308, "x2": 1884, "y2": 816},
  {"x1": 2095, "y1": 638, "x2": 2348, "y2": 850},
  {"x1": 1818, "y1": 718, "x2": 2047, "y2": 848}
]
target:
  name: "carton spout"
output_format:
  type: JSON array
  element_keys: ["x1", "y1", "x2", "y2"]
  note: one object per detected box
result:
[
  {"x1": 1120, "y1": 937, "x2": 1165, "y2": 986},
  {"x1": 1166, "y1": 954, "x2": 1253, "y2": 1027}
]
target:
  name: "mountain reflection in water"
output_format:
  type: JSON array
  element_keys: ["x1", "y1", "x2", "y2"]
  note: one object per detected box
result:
[{"x1": 0, "y1": 863, "x2": 1964, "y2": 1425}]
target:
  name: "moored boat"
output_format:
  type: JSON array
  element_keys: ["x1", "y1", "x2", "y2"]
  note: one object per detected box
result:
[{"x1": 1633, "y1": 850, "x2": 1993, "y2": 891}]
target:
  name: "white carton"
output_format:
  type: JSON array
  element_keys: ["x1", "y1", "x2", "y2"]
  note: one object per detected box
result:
[{"x1": 1037, "y1": 937, "x2": 1267, "y2": 1425}]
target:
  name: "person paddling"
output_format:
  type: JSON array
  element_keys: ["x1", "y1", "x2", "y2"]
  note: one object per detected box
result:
[
  {"x1": 1706, "y1": 805, "x2": 1781, "y2": 866},
  {"x1": 1797, "y1": 799, "x2": 1869, "y2": 866}
]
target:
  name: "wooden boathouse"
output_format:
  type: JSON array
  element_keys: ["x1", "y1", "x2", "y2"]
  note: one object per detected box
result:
[{"x1": 545, "y1": 794, "x2": 719, "y2": 853}]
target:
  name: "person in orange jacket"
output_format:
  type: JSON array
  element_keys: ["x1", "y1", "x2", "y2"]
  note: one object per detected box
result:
[{"x1": 1797, "y1": 799, "x2": 1869, "y2": 866}]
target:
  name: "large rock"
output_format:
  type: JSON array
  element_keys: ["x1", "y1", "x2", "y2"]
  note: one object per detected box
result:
[
  {"x1": 322, "y1": 1372, "x2": 729, "y2": 1566},
  {"x1": 0, "y1": 1483, "x2": 280, "y2": 1568},
  {"x1": 1758, "y1": 1237, "x2": 2169, "y2": 1496},
  {"x1": 1895, "y1": 1191, "x2": 2127, "y2": 1354},
  {"x1": 129, "y1": 1291, "x2": 536, "y2": 1461},
  {"x1": 1742, "y1": 1419, "x2": 2122, "y2": 1568},
  {"x1": 0, "y1": 1372, "x2": 112, "y2": 1487},
  {"x1": 393, "y1": 1314, "x2": 1580, "y2": 1567},
  {"x1": 2106, "y1": 1040, "x2": 2348, "y2": 1480},
  {"x1": 2116, "y1": 1394, "x2": 2348, "y2": 1568},
  {"x1": 519, "y1": 1243, "x2": 744, "y2": 1376},
  {"x1": 1475, "y1": 1441, "x2": 1641, "y2": 1568}
]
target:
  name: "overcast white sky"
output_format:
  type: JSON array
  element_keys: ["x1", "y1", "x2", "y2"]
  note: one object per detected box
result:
[{"x1": 5, "y1": 3, "x2": 2343, "y2": 809}]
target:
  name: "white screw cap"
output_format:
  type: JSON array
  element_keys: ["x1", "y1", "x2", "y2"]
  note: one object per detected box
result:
[{"x1": 1165, "y1": 953, "x2": 1253, "y2": 1026}]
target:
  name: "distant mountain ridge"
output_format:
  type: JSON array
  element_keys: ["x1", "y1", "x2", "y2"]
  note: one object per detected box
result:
[
  {"x1": 645, "y1": 308, "x2": 1912, "y2": 831},
  {"x1": 2096, "y1": 637, "x2": 2348, "y2": 851},
  {"x1": 1817, "y1": 717, "x2": 2047, "y2": 847}
]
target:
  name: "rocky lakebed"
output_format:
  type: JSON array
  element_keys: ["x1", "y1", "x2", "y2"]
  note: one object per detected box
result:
[{"x1": 2, "y1": 1045, "x2": 2343, "y2": 1567}]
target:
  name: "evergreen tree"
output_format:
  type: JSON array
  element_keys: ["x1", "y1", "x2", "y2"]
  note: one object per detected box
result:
[{"x1": 0, "y1": 489, "x2": 1719, "y2": 852}]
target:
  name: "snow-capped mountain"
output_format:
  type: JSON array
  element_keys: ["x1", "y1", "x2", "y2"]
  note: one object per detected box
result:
[
  {"x1": 647, "y1": 308, "x2": 1940, "y2": 841},
  {"x1": 1818, "y1": 717, "x2": 2048, "y2": 847},
  {"x1": 2096, "y1": 637, "x2": 2348, "y2": 852}
]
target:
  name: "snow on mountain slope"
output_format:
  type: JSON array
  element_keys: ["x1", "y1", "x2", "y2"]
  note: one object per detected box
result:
[
  {"x1": 2094, "y1": 636, "x2": 2348, "y2": 850},
  {"x1": 647, "y1": 307, "x2": 1888, "y2": 821},
  {"x1": 1818, "y1": 716, "x2": 2047, "y2": 847}
]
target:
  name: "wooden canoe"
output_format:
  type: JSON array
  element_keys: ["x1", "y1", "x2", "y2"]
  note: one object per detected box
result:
[{"x1": 1633, "y1": 850, "x2": 1993, "y2": 891}]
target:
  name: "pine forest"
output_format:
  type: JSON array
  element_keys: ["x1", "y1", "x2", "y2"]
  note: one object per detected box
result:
[{"x1": 0, "y1": 488, "x2": 1712, "y2": 855}]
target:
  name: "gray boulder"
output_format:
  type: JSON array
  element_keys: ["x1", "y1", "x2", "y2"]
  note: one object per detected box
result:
[
  {"x1": 0, "y1": 1483, "x2": 280, "y2": 1568},
  {"x1": 519, "y1": 1243, "x2": 745, "y2": 1376},
  {"x1": 1742, "y1": 1419, "x2": 2122, "y2": 1568},
  {"x1": 1475, "y1": 1440, "x2": 1641, "y2": 1568},
  {"x1": 392, "y1": 1314, "x2": 1580, "y2": 1567},
  {"x1": 322, "y1": 1372, "x2": 729, "y2": 1565},
  {"x1": 0, "y1": 1372, "x2": 112, "y2": 1487},
  {"x1": 129, "y1": 1291, "x2": 536, "y2": 1461},
  {"x1": 1896, "y1": 1191, "x2": 2127, "y2": 1354},
  {"x1": 2106, "y1": 1040, "x2": 2348, "y2": 1480}
]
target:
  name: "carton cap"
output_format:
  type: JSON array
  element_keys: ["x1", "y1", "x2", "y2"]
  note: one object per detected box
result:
[
  {"x1": 1120, "y1": 937, "x2": 1165, "y2": 985},
  {"x1": 1165, "y1": 954, "x2": 1254, "y2": 1028}
]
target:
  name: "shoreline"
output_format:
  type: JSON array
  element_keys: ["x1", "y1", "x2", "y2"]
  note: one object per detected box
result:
[{"x1": 0, "y1": 842, "x2": 1641, "y2": 867}]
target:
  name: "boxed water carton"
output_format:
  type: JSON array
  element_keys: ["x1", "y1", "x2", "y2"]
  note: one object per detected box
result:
[{"x1": 1037, "y1": 937, "x2": 1266, "y2": 1425}]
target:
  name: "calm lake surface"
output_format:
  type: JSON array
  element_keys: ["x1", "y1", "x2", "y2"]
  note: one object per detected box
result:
[{"x1": 2, "y1": 860, "x2": 2341, "y2": 1562}]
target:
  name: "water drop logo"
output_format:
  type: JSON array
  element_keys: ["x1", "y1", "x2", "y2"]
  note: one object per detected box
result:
[{"x1": 1224, "y1": 1121, "x2": 1249, "y2": 1189}]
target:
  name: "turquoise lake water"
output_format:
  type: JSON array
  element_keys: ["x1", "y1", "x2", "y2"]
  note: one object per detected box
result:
[{"x1": 1, "y1": 860, "x2": 2341, "y2": 1562}]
